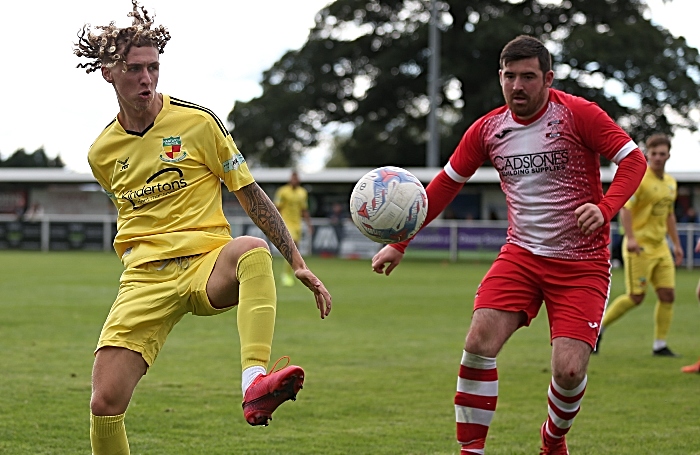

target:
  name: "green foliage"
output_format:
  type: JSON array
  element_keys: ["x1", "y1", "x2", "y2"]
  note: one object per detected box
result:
[
  {"x1": 0, "y1": 147, "x2": 64, "y2": 168},
  {"x1": 228, "y1": 0, "x2": 700, "y2": 168},
  {"x1": 1, "y1": 252, "x2": 699, "y2": 454}
]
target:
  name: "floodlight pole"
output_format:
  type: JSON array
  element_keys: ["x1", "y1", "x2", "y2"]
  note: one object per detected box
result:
[{"x1": 426, "y1": 0, "x2": 441, "y2": 168}]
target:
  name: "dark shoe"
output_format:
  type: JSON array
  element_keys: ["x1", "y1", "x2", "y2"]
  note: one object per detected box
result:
[{"x1": 653, "y1": 346, "x2": 680, "y2": 357}]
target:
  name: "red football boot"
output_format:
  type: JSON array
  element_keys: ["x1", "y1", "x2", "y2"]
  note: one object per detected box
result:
[
  {"x1": 540, "y1": 423, "x2": 570, "y2": 455},
  {"x1": 242, "y1": 356, "x2": 304, "y2": 426}
]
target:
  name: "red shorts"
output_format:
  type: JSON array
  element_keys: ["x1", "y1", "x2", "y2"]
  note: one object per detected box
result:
[{"x1": 474, "y1": 243, "x2": 610, "y2": 348}]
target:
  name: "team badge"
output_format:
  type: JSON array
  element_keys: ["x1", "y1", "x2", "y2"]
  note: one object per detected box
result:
[
  {"x1": 546, "y1": 119, "x2": 563, "y2": 138},
  {"x1": 160, "y1": 136, "x2": 188, "y2": 163}
]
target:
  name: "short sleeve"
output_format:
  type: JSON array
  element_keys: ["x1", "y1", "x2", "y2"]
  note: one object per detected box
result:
[{"x1": 210, "y1": 133, "x2": 255, "y2": 192}]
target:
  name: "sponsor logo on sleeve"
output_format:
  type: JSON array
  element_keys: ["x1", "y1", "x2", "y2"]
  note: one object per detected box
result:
[{"x1": 222, "y1": 152, "x2": 246, "y2": 172}]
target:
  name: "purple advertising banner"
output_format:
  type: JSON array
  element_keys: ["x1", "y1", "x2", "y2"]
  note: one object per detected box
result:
[{"x1": 410, "y1": 225, "x2": 507, "y2": 251}]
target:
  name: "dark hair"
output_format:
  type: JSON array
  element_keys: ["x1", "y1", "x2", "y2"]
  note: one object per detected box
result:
[
  {"x1": 500, "y1": 35, "x2": 552, "y2": 74},
  {"x1": 74, "y1": 0, "x2": 170, "y2": 74},
  {"x1": 646, "y1": 133, "x2": 672, "y2": 152}
]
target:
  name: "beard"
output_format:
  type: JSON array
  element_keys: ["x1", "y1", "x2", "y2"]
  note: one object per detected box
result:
[{"x1": 507, "y1": 89, "x2": 548, "y2": 119}]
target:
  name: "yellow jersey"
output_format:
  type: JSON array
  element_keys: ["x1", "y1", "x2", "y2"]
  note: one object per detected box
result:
[
  {"x1": 274, "y1": 184, "x2": 308, "y2": 229},
  {"x1": 88, "y1": 95, "x2": 255, "y2": 268},
  {"x1": 625, "y1": 166, "x2": 677, "y2": 253}
]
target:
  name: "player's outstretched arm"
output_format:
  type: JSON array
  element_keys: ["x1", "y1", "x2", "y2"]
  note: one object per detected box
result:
[
  {"x1": 235, "y1": 182, "x2": 332, "y2": 319},
  {"x1": 372, "y1": 245, "x2": 404, "y2": 276}
]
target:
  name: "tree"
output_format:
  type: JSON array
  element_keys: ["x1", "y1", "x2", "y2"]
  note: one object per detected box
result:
[
  {"x1": 228, "y1": 0, "x2": 700, "y2": 168},
  {"x1": 0, "y1": 147, "x2": 65, "y2": 168}
]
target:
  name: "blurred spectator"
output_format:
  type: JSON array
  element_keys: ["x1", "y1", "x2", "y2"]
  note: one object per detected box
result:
[
  {"x1": 680, "y1": 207, "x2": 699, "y2": 223},
  {"x1": 328, "y1": 202, "x2": 347, "y2": 242},
  {"x1": 23, "y1": 203, "x2": 44, "y2": 221}
]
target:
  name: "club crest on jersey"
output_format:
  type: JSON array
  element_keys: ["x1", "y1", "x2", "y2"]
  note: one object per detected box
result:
[
  {"x1": 160, "y1": 136, "x2": 188, "y2": 163},
  {"x1": 546, "y1": 119, "x2": 564, "y2": 138}
]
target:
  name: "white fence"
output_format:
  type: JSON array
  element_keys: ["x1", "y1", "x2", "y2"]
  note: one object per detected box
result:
[{"x1": 2, "y1": 214, "x2": 699, "y2": 270}]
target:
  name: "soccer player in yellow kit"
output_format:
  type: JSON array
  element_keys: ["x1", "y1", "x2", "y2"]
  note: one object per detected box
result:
[
  {"x1": 598, "y1": 133, "x2": 682, "y2": 356},
  {"x1": 74, "y1": 3, "x2": 332, "y2": 454},
  {"x1": 274, "y1": 171, "x2": 314, "y2": 286}
]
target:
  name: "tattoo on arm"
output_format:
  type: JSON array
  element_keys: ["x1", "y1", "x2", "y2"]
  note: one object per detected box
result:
[{"x1": 238, "y1": 183, "x2": 296, "y2": 264}]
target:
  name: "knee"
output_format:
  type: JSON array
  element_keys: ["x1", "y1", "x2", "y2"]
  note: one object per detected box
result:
[
  {"x1": 464, "y1": 310, "x2": 522, "y2": 357},
  {"x1": 630, "y1": 293, "x2": 645, "y2": 305},
  {"x1": 221, "y1": 236, "x2": 270, "y2": 267},
  {"x1": 552, "y1": 366, "x2": 587, "y2": 390},
  {"x1": 656, "y1": 289, "x2": 675, "y2": 303},
  {"x1": 465, "y1": 327, "x2": 502, "y2": 358},
  {"x1": 233, "y1": 236, "x2": 270, "y2": 258},
  {"x1": 90, "y1": 391, "x2": 128, "y2": 417},
  {"x1": 238, "y1": 235, "x2": 270, "y2": 252}
]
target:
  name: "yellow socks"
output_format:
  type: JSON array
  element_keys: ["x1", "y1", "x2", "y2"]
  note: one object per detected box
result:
[
  {"x1": 90, "y1": 413, "x2": 129, "y2": 455},
  {"x1": 654, "y1": 300, "x2": 674, "y2": 342},
  {"x1": 236, "y1": 247, "x2": 277, "y2": 370},
  {"x1": 281, "y1": 261, "x2": 295, "y2": 286},
  {"x1": 602, "y1": 294, "x2": 637, "y2": 327}
]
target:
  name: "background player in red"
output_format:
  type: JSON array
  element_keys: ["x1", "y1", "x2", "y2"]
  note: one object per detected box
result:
[{"x1": 372, "y1": 35, "x2": 647, "y2": 454}]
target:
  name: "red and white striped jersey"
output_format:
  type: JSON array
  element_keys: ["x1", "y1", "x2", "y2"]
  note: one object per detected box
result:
[{"x1": 446, "y1": 89, "x2": 639, "y2": 260}]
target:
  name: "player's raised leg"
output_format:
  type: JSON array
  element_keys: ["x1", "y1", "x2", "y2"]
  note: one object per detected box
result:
[
  {"x1": 455, "y1": 309, "x2": 521, "y2": 454},
  {"x1": 206, "y1": 236, "x2": 304, "y2": 426}
]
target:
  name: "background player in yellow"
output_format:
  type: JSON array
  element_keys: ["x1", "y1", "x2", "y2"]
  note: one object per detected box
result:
[
  {"x1": 74, "y1": 2, "x2": 332, "y2": 454},
  {"x1": 274, "y1": 170, "x2": 314, "y2": 286},
  {"x1": 597, "y1": 133, "x2": 682, "y2": 356}
]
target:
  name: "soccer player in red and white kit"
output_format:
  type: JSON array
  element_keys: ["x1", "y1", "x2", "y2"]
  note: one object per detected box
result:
[{"x1": 372, "y1": 35, "x2": 647, "y2": 454}]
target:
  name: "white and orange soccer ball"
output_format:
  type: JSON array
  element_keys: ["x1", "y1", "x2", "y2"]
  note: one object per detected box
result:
[{"x1": 349, "y1": 166, "x2": 428, "y2": 244}]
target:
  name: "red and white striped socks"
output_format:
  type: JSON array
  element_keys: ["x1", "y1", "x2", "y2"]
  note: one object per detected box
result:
[
  {"x1": 454, "y1": 350, "x2": 498, "y2": 455},
  {"x1": 542, "y1": 375, "x2": 587, "y2": 445},
  {"x1": 454, "y1": 350, "x2": 587, "y2": 453}
]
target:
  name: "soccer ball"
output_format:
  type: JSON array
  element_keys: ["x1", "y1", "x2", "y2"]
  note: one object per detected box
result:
[{"x1": 349, "y1": 166, "x2": 428, "y2": 244}]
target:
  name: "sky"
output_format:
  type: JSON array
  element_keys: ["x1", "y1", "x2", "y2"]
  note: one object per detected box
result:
[{"x1": 1, "y1": 0, "x2": 698, "y2": 174}]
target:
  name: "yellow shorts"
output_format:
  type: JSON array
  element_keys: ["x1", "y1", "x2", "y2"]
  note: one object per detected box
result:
[
  {"x1": 96, "y1": 245, "x2": 232, "y2": 367},
  {"x1": 622, "y1": 241, "x2": 675, "y2": 295},
  {"x1": 284, "y1": 220, "x2": 302, "y2": 243}
]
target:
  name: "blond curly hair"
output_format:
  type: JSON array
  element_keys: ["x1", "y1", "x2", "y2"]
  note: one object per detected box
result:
[{"x1": 74, "y1": 0, "x2": 170, "y2": 74}]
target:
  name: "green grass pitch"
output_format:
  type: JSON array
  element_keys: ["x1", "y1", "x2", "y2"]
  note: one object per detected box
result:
[{"x1": 0, "y1": 251, "x2": 699, "y2": 454}]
